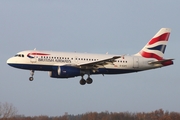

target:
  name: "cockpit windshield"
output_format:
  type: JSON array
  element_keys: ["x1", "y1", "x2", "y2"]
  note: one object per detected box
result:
[{"x1": 14, "y1": 54, "x2": 24, "y2": 57}]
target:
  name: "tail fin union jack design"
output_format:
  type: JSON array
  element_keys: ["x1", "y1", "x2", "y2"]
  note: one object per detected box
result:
[{"x1": 137, "y1": 28, "x2": 171, "y2": 60}]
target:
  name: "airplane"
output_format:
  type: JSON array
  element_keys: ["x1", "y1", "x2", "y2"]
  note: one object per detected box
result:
[{"x1": 7, "y1": 28, "x2": 174, "y2": 85}]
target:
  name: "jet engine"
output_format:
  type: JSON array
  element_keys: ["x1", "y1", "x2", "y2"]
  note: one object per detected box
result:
[{"x1": 49, "y1": 66, "x2": 81, "y2": 78}]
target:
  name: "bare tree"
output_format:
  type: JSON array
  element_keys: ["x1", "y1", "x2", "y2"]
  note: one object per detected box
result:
[{"x1": 0, "y1": 102, "x2": 18, "y2": 118}]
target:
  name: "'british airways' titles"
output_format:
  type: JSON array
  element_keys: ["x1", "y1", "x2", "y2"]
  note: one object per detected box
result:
[{"x1": 38, "y1": 58, "x2": 71, "y2": 63}]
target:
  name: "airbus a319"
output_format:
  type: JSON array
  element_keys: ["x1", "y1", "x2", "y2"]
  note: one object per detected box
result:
[{"x1": 7, "y1": 28, "x2": 174, "y2": 85}]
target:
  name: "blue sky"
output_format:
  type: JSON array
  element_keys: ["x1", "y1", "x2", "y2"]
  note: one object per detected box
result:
[{"x1": 0, "y1": 1, "x2": 180, "y2": 116}]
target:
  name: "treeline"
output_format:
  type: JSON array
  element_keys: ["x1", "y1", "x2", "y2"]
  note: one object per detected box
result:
[{"x1": 1, "y1": 109, "x2": 180, "y2": 120}]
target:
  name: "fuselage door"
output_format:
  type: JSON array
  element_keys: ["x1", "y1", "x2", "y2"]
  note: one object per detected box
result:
[
  {"x1": 29, "y1": 53, "x2": 37, "y2": 63},
  {"x1": 133, "y1": 57, "x2": 139, "y2": 68},
  {"x1": 30, "y1": 57, "x2": 37, "y2": 63}
]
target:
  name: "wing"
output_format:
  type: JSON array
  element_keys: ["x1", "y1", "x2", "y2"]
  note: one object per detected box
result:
[{"x1": 77, "y1": 56, "x2": 121, "y2": 69}]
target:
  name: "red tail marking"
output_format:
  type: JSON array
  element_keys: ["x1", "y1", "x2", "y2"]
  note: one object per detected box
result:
[
  {"x1": 29, "y1": 53, "x2": 50, "y2": 56},
  {"x1": 148, "y1": 33, "x2": 170, "y2": 45},
  {"x1": 140, "y1": 51, "x2": 163, "y2": 60},
  {"x1": 162, "y1": 60, "x2": 173, "y2": 66}
]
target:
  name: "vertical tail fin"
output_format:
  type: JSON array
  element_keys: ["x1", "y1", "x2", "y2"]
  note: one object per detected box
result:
[{"x1": 135, "y1": 28, "x2": 171, "y2": 60}]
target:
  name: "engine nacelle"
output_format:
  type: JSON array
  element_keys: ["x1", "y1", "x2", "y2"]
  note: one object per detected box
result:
[{"x1": 49, "y1": 66, "x2": 81, "y2": 78}]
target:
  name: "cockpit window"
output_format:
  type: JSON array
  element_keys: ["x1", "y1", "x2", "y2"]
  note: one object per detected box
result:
[{"x1": 14, "y1": 54, "x2": 24, "y2": 57}]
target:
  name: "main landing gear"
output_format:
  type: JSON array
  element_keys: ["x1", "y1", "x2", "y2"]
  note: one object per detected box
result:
[
  {"x1": 79, "y1": 75, "x2": 93, "y2": 85},
  {"x1": 29, "y1": 70, "x2": 34, "y2": 81}
]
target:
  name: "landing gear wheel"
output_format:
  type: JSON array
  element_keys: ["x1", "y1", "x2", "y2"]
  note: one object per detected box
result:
[
  {"x1": 86, "y1": 77, "x2": 93, "y2": 84},
  {"x1": 29, "y1": 77, "x2": 34, "y2": 81},
  {"x1": 80, "y1": 79, "x2": 86, "y2": 85},
  {"x1": 29, "y1": 70, "x2": 35, "y2": 81}
]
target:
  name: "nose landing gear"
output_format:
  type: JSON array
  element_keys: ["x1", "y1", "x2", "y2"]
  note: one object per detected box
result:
[{"x1": 29, "y1": 70, "x2": 34, "y2": 81}]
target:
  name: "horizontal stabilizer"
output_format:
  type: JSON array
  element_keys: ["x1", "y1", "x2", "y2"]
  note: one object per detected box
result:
[{"x1": 148, "y1": 59, "x2": 174, "y2": 66}]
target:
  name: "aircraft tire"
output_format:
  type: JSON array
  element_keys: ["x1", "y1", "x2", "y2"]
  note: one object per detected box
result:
[
  {"x1": 80, "y1": 79, "x2": 86, "y2": 85},
  {"x1": 29, "y1": 77, "x2": 34, "y2": 81},
  {"x1": 86, "y1": 77, "x2": 93, "y2": 84}
]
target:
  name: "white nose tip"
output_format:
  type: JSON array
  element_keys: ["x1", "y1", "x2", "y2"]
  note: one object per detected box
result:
[
  {"x1": 7, "y1": 58, "x2": 13, "y2": 64},
  {"x1": 7, "y1": 58, "x2": 10, "y2": 64}
]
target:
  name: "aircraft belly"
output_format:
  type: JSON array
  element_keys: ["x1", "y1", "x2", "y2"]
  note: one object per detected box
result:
[
  {"x1": 8, "y1": 63, "x2": 54, "y2": 71},
  {"x1": 91, "y1": 68, "x2": 139, "y2": 75}
]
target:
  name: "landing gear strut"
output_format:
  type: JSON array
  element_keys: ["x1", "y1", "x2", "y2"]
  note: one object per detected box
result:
[{"x1": 29, "y1": 70, "x2": 34, "y2": 81}]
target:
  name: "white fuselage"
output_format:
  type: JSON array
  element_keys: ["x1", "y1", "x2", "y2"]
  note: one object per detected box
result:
[{"x1": 7, "y1": 50, "x2": 162, "y2": 76}]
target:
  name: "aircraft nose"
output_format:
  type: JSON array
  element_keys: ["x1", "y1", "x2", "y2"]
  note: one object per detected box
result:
[
  {"x1": 7, "y1": 57, "x2": 13, "y2": 65},
  {"x1": 7, "y1": 57, "x2": 17, "y2": 68},
  {"x1": 7, "y1": 57, "x2": 23, "y2": 69}
]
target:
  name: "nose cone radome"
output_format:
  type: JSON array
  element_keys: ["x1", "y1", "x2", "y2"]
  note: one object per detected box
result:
[
  {"x1": 7, "y1": 57, "x2": 24, "y2": 69},
  {"x1": 7, "y1": 58, "x2": 12, "y2": 64},
  {"x1": 7, "y1": 57, "x2": 14, "y2": 67}
]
